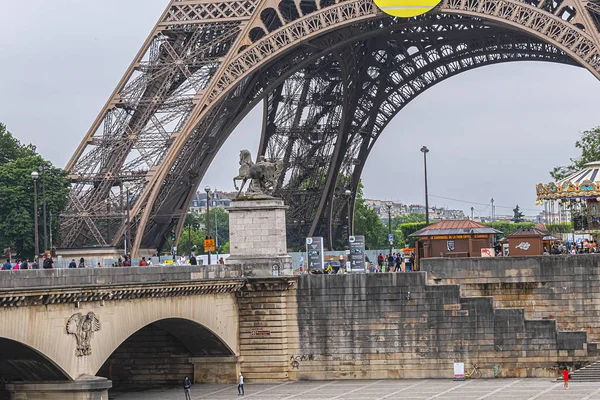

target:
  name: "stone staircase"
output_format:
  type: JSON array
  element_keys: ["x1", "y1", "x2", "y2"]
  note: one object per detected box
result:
[{"x1": 562, "y1": 360, "x2": 600, "y2": 382}]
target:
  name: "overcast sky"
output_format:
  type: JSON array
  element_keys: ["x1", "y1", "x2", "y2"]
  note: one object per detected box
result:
[{"x1": 1, "y1": 1, "x2": 598, "y2": 218}]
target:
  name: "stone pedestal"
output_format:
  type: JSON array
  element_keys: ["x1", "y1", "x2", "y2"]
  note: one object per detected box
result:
[
  {"x1": 5, "y1": 376, "x2": 111, "y2": 400},
  {"x1": 227, "y1": 199, "x2": 292, "y2": 276}
]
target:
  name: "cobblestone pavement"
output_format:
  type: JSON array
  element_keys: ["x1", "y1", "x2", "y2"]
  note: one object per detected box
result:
[{"x1": 110, "y1": 379, "x2": 600, "y2": 400}]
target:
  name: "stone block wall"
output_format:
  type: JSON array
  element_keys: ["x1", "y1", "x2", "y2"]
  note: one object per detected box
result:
[
  {"x1": 238, "y1": 279, "x2": 297, "y2": 382},
  {"x1": 422, "y1": 255, "x2": 600, "y2": 341},
  {"x1": 274, "y1": 274, "x2": 596, "y2": 380}
]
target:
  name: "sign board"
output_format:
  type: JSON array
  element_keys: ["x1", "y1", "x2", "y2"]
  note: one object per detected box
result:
[
  {"x1": 453, "y1": 362, "x2": 465, "y2": 380},
  {"x1": 306, "y1": 237, "x2": 324, "y2": 271},
  {"x1": 388, "y1": 233, "x2": 394, "y2": 241},
  {"x1": 204, "y1": 238, "x2": 215, "y2": 252},
  {"x1": 430, "y1": 234, "x2": 489, "y2": 240},
  {"x1": 251, "y1": 330, "x2": 271, "y2": 337},
  {"x1": 481, "y1": 248, "x2": 495, "y2": 257},
  {"x1": 348, "y1": 235, "x2": 366, "y2": 272}
]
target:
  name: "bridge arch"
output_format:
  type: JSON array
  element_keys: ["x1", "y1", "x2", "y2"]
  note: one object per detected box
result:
[
  {"x1": 61, "y1": 0, "x2": 600, "y2": 254},
  {"x1": 0, "y1": 338, "x2": 70, "y2": 382},
  {"x1": 0, "y1": 291, "x2": 238, "y2": 381},
  {"x1": 98, "y1": 317, "x2": 235, "y2": 387}
]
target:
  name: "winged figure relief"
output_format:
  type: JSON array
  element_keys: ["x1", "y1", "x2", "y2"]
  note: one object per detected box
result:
[{"x1": 66, "y1": 312, "x2": 101, "y2": 356}]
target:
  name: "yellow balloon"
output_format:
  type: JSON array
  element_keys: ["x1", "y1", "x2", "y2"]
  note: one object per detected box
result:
[{"x1": 374, "y1": 0, "x2": 442, "y2": 18}]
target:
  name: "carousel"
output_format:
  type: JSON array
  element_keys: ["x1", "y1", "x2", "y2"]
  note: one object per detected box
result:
[{"x1": 536, "y1": 161, "x2": 600, "y2": 233}]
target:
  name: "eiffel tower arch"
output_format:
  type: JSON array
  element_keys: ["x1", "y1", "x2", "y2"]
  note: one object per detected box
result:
[{"x1": 60, "y1": 0, "x2": 600, "y2": 254}]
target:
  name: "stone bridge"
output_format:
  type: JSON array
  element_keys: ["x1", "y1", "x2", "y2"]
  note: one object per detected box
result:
[{"x1": 2, "y1": 259, "x2": 600, "y2": 399}]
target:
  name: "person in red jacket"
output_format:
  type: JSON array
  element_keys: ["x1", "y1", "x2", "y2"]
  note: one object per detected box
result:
[{"x1": 562, "y1": 367, "x2": 569, "y2": 390}]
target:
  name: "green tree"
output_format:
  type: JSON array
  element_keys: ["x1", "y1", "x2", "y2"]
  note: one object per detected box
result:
[
  {"x1": 394, "y1": 222, "x2": 428, "y2": 248},
  {"x1": 353, "y1": 183, "x2": 387, "y2": 250},
  {"x1": 481, "y1": 222, "x2": 533, "y2": 237},
  {"x1": 512, "y1": 205, "x2": 525, "y2": 223},
  {"x1": 172, "y1": 207, "x2": 231, "y2": 256},
  {"x1": 551, "y1": 127, "x2": 600, "y2": 180},
  {"x1": 0, "y1": 124, "x2": 70, "y2": 258},
  {"x1": 391, "y1": 213, "x2": 426, "y2": 230}
]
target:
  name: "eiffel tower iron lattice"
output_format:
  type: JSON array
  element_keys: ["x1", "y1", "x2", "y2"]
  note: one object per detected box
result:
[{"x1": 61, "y1": 0, "x2": 600, "y2": 254}]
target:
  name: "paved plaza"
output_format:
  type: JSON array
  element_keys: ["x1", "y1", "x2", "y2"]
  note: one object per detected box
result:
[{"x1": 111, "y1": 379, "x2": 600, "y2": 400}]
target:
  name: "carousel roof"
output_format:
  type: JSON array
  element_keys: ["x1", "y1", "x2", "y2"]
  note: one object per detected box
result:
[
  {"x1": 557, "y1": 161, "x2": 600, "y2": 186},
  {"x1": 536, "y1": 161, "x2": 600, "y2": 201}
]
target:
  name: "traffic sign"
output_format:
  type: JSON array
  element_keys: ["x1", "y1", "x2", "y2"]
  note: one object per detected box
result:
[
  {"x1": 204, "y1": 239, "x2": 215, "y2": 252},
  {"x1": 388, "y1": 233, "x2": 394, "y2": 240}
]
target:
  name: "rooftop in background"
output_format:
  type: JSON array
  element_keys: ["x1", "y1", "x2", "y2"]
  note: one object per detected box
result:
[
  {"x1": 409, "y1": 219, "x2": 502, "y2": 237},
  {"x1": 509, "y1": 227, "x2": 546, "y2": 237}
]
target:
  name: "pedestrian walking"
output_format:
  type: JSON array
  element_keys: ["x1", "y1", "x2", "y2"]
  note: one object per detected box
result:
[
  {"x1": 2, "y1": 259, "x2": 11, "y2": 270},
  {"x1": 78, "y1": 258, "x2": 86, "y2": 268},
  {"x1": 183, "y1": 376, "x2": 192, "y2": 400},
  {"x1": 21, "y1": 259, "x2": 29, "y2": 270},
  {"x1": 14, "y1": 260, "x2": 20, "y2": 270},
  {"x1": 563, "y1": 368, "x2": 569, "y2": 390},
  {"x1": 31, "y1": 258, "x2": 39, "y2": 269},
  {"x1": 139, "y1": 257, "x2": 147, "y2": 266},
  {"x1": 69, "y1": 259, "x2": 77, "y2": 268},
  {"x1": 237, "y1": 373, "x2": 244, "y2": 395},
  {"x1": 190, "y1": 254, "x2": 197, "y2": 265}
]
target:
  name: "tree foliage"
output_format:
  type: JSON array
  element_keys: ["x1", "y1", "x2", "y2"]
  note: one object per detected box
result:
[
  {"x1": 169, "y1": 207, "x2": 231, "y2": 255},
  {"x1": 481, "y1": 221, "x2": 533, "y2": 236},
  {"x1": 550, "y1": 127, "x2": 600, "y2": 181},
  {"x1": 391, "y1": 213, "x2": 426, "y2": 231},
  {"x1": 0, "y1": 124, "x2": 70, "y2": 258},
  {"x1": 394, "y1": 222, "x2": 428, "y2": 248},
  {"x1": 353, "y1": 182, "x2": 387, "y2": 250}
]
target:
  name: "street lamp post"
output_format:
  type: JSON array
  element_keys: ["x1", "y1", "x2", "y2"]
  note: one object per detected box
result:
[
  {"x1": 39, "y1": 165, "x2": 48, "y2": 253},
  {"x1": 420, "y1": 146, "x2": 430, "y2": 225},
  {"x1": 205, "y1": 186, "x2": 211, "y2": 265},
  {"x1": 345, "y1": 189, "x2": 352, "y2": 239},
  {"x1": 124, "y1": 182, "x2": 131, "y2": 257},
  {"x1": 387, "y1": 202, "x2": 392, "y2": 256},
  {"x1": 187, "y1": 211, "x2": 192, "y2": 258},
  {"x1": 31, "y1": 171, "x2": 40, "y2": 257}
]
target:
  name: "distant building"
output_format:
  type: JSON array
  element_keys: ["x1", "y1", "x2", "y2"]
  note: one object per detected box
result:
[
  {"x1": 189, "y1": 190, "x2": 232, "y2": 213},
  {"x1": 364, "y1": 199, "x2": 466, "y2": 223}
]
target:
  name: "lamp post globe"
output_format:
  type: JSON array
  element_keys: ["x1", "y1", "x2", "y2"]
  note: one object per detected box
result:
[{"x1": 31, "y1": 171, "x2": 39, "y2": 180}]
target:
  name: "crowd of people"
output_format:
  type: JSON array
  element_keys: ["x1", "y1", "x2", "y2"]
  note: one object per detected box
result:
[
  {"x1": 1, "y1": 253, "x2": 228, "y2": 270},
  {"x1": 2, "y1": 254, "x2": 54, "y2": 270},
  {"x1": 372, "y1": 252, "x2": 416, "y2": 272}
]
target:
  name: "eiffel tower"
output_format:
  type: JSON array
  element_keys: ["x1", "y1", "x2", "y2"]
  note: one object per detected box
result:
[{"x1": 60, "y1": 0, "x2": 600, "y2": 255}]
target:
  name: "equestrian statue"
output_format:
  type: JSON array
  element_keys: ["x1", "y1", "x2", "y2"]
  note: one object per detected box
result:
[{"x1": 233, "y1": 149, "x2": 283, "y2": 199}]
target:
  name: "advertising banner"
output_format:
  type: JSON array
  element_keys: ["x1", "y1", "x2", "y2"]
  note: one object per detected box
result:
[
  {"x1": 349, "y1": 235, "x2": 366, "y2": 272},
  {"x1": 306, "y1": 237, "x2": 324, "y2": 271},
  {"x1": 453, "y1": 362, "x2": 465, "y2": 381}
]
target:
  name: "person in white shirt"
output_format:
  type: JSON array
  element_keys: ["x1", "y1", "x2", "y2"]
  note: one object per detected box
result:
[{"x1": 237, "y1": 374, "x2": 244, "y2": 396}]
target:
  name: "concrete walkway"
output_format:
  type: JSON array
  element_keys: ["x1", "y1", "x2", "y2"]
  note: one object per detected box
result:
[{"x1": 111, "y1": 379, "x2": 600, "y2": 400}]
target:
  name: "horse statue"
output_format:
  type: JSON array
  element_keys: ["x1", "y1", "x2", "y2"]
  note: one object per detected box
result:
[{"x1": 233, "y1": 150, "x2": 283, "y2": 198}]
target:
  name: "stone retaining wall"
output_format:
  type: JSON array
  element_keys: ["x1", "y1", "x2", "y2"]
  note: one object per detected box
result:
[
  {"x1": 421, "y1": 255, "x2": 600, "y2": 341},
  {"x1": 239, "y1": 274, "x2": 597, "y2": 381}
]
